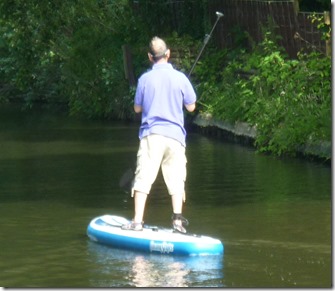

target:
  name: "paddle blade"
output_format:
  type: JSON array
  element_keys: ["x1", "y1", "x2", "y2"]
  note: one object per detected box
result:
[{"x1": 119, "y1": 167, "x2": 134, "y2": 193}]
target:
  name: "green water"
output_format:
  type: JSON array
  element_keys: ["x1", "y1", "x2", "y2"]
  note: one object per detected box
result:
[{"x1": 0, "y1": 104, "x2": 331, "y2": 287}]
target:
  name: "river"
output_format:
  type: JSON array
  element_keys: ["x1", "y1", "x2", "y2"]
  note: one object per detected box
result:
[{"x1": 0, "y1": 104, "x2": 331, "y2": 287}]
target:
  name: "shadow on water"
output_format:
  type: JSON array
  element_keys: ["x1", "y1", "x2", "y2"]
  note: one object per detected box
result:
[{"x1": 87, "y1": 241, "x2": 224, "y2": 287}]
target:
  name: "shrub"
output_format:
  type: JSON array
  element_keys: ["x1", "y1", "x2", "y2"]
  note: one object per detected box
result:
[{"x1": 196, "y1": 27, "x2": 331, "y2": 156}]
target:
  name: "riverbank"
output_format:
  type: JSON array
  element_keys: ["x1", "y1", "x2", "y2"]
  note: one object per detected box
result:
[{"x1": 191, "y1": 112, "x2": 331, "y2": 163}]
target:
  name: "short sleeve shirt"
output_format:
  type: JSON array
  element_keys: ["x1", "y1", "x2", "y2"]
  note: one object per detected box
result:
[{"x1": 134, "y1": 63, "x2": 196, "y2": 147}]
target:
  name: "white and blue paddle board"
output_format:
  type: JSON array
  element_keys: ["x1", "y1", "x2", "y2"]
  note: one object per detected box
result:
[{"x1": 87, "y1": 215, "x2": 224, "y2": 256}]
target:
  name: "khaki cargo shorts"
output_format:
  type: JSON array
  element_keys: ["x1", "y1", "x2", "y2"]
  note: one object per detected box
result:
[{"x1": 132, "y1": 134, "x2": 187, "y2": 200}]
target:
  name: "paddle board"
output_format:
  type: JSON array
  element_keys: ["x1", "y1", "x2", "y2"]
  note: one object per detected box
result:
[{"x1": 87, "y1": 215, "x2": 224, "y2": 256}]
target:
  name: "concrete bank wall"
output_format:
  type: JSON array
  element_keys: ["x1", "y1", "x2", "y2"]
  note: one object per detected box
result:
[{"x1": 192, "y1": 112, "x2": 331, "y2": 160}]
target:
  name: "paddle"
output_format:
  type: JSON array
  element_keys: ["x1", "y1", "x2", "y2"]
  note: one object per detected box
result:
[
  {"x1": 119, "y1": 165, "x2": 135, "y2": 193},
  {"x1": 188, "y1": 11, "x2": 224, "y2": 78}
]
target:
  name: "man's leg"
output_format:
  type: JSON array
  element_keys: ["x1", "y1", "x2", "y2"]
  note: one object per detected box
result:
[
  {"x1": 133, "y1": 191, "x2": 148, "y2": 223},
  {"x1": 171, "y1": 194, "x2": 188, "y2": 233},
  {"x1": 121, "y1": 190, "x2": 147, "y2": 230},
  {"x1": 161, "y1": 138, "x2": 188, "y2": 233},
  {"x1": 171, "y1": 193, "x2": 183, "y2": 214},
  {"x1": 122, "y1": 135, "x2": 164, "y2": 231}
]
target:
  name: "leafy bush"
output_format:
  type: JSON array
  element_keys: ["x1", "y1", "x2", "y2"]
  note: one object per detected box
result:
[
  {"x1": 0, "y1": 0, "x2": 330, "y2": 156},
  {"x1": 196, "y1": 26, "x2": 331, "y2": 156},
  {"x1": 0, "y1": 0, "x2": 207, "y2": 119},
  {"x1": 0, "y1": 0, "x2": 149, "y2": 118}
]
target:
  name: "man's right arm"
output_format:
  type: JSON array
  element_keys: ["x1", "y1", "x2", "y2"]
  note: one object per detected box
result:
[
  {"x1": 134, "y1": 104, "x2": 142, "y2": 113},
  {"x1": 134, "y1": 78, "x2": 143, "y2": 113}
]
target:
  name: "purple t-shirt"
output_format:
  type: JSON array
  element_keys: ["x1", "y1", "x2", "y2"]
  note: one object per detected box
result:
[{"x1": 134, "y1": 63, "x2": 196, "y2": 147}]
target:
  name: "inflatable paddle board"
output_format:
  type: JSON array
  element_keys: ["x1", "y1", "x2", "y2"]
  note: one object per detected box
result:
[{"x1": 87, "y1": 215, "x2": 224, "y2": 256}]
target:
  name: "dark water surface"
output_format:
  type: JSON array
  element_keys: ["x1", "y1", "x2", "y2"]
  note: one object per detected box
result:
[{"x1": 0, "y1": 105, "x2": 331, "y2": 287}]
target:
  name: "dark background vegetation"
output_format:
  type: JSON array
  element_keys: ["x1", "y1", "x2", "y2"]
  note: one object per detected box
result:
[{"x1": 0, "y1": 0, "x2": 331, "y2": 158}]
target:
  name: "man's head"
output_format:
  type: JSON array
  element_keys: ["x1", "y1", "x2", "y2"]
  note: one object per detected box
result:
[{"x1": 148, "y1": 36, "x2": 170, "y2": 63}]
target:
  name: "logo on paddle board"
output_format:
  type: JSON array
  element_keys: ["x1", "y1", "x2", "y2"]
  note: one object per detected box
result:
[{"x1": 150, "y1": 240, "x2": 174, "y2": 253}]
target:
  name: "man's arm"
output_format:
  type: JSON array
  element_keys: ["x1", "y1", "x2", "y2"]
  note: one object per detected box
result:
[
  {"x1": 134, "y1": 104, "x2": 142, "y2": 113},
  {"x1": 185, "y1": 103, "x2": 196, "y2": 112}
]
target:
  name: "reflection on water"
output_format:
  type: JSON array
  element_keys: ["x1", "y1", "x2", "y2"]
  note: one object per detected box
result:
[
  {"x1": 0, "y1": 104, "x2": 331, "y2": 287},
  {"x1": 87, "y1": 242, "x2": 224, "y2": 287}
]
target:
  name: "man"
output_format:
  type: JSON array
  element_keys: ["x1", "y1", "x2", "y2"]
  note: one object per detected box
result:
[{"x1": 122, "y1": 36, "x2": 196, "y2": 233}]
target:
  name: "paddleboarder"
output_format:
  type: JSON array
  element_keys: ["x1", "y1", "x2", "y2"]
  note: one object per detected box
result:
[{"x1": 122, "y1": 36, "x2": 197, "y2": 233}]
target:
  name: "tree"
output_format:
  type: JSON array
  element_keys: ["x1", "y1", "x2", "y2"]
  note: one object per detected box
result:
[{"x1": 0, "y1": 0, "x2": 148, "y2": 117}]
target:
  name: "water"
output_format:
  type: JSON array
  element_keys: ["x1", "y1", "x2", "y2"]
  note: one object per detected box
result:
[{"x1": 0, "y1": 104, "x2": 331, "y2": 287}]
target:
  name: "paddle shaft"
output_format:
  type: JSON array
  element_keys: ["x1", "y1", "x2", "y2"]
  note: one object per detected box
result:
[{"x1": 188, "y1": 11, "x2": 224, "y2": 78}]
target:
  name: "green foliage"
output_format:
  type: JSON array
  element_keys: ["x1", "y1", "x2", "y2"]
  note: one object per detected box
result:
[
  {"x1": 0, "y1": 0, "x2": 331, "y2": 158},
  {"x1": 59, "y1": 0, "x2": 145, "y2": 119},
  {"x1": 0, "y1": 0, "x2": 74, "y2": 105},
  {"x1": 196, "y1": 27, "x2": 331, "y2": 156},
  {"x1": 0, "y1": 0, "x2": 208, "y2": 119},
  {"x1": 0, "y1": 0, "x2": 148, "y2": 118},
  {"x1": 165, "y1": 32, "x2": 202, "y2": 75},
  {"x1": 309, "y1": 13, "x2": 331, "y2": 42}
]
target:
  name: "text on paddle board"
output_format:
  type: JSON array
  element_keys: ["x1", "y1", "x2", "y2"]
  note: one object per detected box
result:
[{"x1": 150, "y1": 241, "x2": 174, "y2": 253}]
